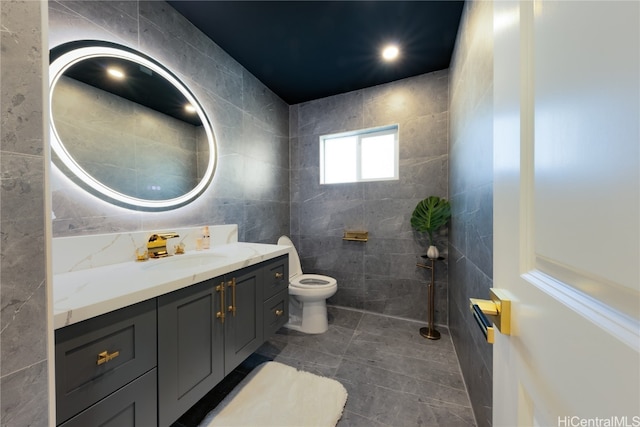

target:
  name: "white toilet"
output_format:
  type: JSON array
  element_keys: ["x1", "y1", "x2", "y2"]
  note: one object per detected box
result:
[{"x1": 277, "y1": 236, "x2": 337, "y2": 334}]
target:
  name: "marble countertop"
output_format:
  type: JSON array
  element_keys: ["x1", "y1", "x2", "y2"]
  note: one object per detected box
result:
[{"x1": 53, "y1": 242, "x2": 290, "y2": 329}]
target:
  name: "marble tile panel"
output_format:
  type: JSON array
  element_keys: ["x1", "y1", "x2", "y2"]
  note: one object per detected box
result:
[
  {"x1": 197, "y1": 95, "x2": 244, "y2": 159},
  {"x1": 344, "y1": 328, "x2": 459, "y2": 373},
  {"x1": 288, "y1": 104, "x2": 299, "y2": 138},
  {"x1": 208, "y1": 153, "x2": 246, "y2": 200},
  {"x1": 242, "y1": 159, "x2": 289, "y2": 202},
  {"x1": 139, "y1": 20, "x2": 244, "y2": 110},
  {"x1": 297, "y1": 90, "x2": 364, "y2": 137},
  {"x1": 339, "y1": 379, "x2": 423, "y2": 426},
  {"x1": 1, "y1": 2, "x2": 45, "y2": 157},
  {"x1": 336, "y1": 410, "x2": 386, "y2": 427},
  {"x1": 363, "y1": 70, "x2": 449, "y2": 125},
  {"x1": 353, "y1": 313, "x2": 455, "y2": 352},
  {"x1": 241, "y1": 113, "x2": 289, "y2": 168},
  {"x1": 296, "y1": 169, "x2": 365, "y2": 204},
  {"x1": 0, "y1": 153, "x2": 44, "y2": 223},
  {"x1": 362, "y1": 198, "x2": 418, "y2": 240},
  {"x1": 363, "y1": 155, "x2": 448, "y2": 201},
  {"x1": 49, "y1": 1, "x2": 137, "y2": 48},
  {"x1": 55, "y1": 0, "x2": 139, "y2": 38},
  {"x1": 0, "y1": 279, "x2": 47, "y2": 376},
  {"x1": 0, "y1": 361, "x2": 49, "y2": 426},
  {"x1": 243, "y1": 201, "x2": 289, "y2": 244},
  {"x1": 242, "y1": 70, "x2": 289, "y2": 135},
  {"x1": 139, "y1": 1, "x2": 243, "y2": 78},
  {"x1": 290, "y1": 133, "x2": 321, "y2": 170},
  {"x1": 329, "y1": 281, "x2": 365, "y2": 310},
  {"x1": 430, "y1": 403, "x2": 477, "y2": 427},
  {"x1": 327, "y1": 306, "x2": 363, "y2": 330},
  {"x1": 298, "y1": 199, "x2": 365, "y2": 238},
  {"x1": 269, "y1": 325, "x2": 356, "y2": 358},
  {"x1": 398, "y1": 111, "x2": 449, "y2": 159},
  {"x1": 465, "y1": 183, "x2": 493, "y2": 278}
]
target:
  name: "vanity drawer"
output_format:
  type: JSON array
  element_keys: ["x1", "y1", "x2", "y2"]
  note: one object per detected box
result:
[
  {"x1": 55, "y1": 299, "x2": 157, "y2": 425},
  {"x1": 58, "y1": 368, "x2": 157, "y2": 427},
  {"x1": 263, "y1": 289, "x2": 288, "y2": 338},
  {"x1": 263, "y1": 255, "x2": 289, "y2": 300}
]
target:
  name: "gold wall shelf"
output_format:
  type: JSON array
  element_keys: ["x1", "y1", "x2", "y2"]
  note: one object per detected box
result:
[{"x1": 343, "y1": 231, "x2": 368, "y2": 242}]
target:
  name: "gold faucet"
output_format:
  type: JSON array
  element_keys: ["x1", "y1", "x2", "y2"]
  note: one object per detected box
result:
[{"x1": 147, "y1": 232, "x2": 180, "y2": 258}]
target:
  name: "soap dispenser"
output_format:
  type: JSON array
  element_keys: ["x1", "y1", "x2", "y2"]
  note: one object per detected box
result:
[{"x1": 202, "y1": 226, "x2": 210, "y2": 250}]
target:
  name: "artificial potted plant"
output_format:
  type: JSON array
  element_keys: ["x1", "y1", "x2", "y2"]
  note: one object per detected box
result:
[{"x1": 410, "y1": 196, "x2": 452, "y2": 259}]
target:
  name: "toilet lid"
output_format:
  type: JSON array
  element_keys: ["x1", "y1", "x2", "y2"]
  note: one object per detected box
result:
[{"x1": 277, "y1": 235, "x2": 302, "y2": 278}]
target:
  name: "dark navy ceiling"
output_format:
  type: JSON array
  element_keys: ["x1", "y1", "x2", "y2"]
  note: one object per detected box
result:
[{"x1": 167, "y1": 1, "x2": 465, "y2": 105}]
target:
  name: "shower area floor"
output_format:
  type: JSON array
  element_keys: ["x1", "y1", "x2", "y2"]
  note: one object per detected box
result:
[{"x1": 173, "y1": 306, "x2": 477, "y2": 427}]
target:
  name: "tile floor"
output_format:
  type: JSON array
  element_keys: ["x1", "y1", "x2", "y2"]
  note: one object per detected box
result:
[{"x1": 173, "y1": 306, "x2": 477, "y2": 427}]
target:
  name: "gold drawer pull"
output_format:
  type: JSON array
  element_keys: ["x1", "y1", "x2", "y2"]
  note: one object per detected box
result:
[
  {"x1": 275, "y1": 309, "x2": 284, "y2": 317},
  {"x1": 97, "y1": 350, "x2": 120, "y2": 365},
  {"x1": 227, "y1": 278, "x2": 237, "y2": 316},
  {"x1": 216, "y1": 282, "x2": 225, "y2": 324},
  {"x1": 274, "y1": 272, "x2": 284, "y2": 279}
]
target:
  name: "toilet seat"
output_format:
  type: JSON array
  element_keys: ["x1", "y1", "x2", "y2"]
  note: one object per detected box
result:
[{"x1": 290, "y1": 274, "x2": 337, "y2": 289}]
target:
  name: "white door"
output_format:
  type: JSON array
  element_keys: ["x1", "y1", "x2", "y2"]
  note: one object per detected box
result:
[{"x1": 493, "y1": 1, "x2": 639, "y2": 426}]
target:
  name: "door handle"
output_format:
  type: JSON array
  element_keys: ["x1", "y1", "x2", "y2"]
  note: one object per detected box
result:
[{"x1": 469, "y1": 288, "x2": 511, "y2": 344}]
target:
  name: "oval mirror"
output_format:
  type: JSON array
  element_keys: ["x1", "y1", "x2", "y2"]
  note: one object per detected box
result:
[{"x1": 49, "y1": 40, "x2": 217, "y2": 211}]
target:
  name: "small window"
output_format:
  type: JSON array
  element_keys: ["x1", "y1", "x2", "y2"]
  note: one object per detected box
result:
[{"x1": 319, "y1": 125, "x2": 399, "y2": 184}]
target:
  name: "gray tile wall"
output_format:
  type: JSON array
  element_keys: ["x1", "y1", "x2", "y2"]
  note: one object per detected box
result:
[
  {"x1": 290, "y1": 71, "x2": 449, "y2": 323},
  {"x1": 49, "y1": 1, "x2": 290, "y2": 245},
  {"x1": 448, "y1": 1, "x2": 494, "y2": 427},
  {"x1": 0, "y1": 1, "x2": 50, "y2": 425}
]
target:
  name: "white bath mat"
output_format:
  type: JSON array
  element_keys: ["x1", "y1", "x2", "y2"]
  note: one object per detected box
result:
[{"x1": 198, "y1": 361, "x2": 348, "y2": 427}]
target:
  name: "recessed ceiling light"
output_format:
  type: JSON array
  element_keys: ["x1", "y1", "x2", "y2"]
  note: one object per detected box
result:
[
  {"x1": 107, "y1": 67, "x2": 125, "y2": 79},
  {"x1": 185, "y1": 104, "x2": 196, "y2": 113},
  {"x1": 382, "y1": 45, "x2": 399, "y2": 61}
]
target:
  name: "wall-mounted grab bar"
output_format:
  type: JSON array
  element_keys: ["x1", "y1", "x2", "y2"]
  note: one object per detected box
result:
[{"x1": 469, "y1": 288, "x2": 511, "y2": 344}]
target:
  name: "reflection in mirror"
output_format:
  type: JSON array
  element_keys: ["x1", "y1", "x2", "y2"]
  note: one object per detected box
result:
[{"x1": 49, "y1": 41, "x2": 216, "y2": 211}]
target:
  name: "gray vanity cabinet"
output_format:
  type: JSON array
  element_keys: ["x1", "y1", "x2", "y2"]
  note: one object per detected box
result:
[
  {"x1": 55, "y1": 299, "x2": 157, "y2": 426},
  {"x1": 262, "y1": 256, "x2": 289, "y2": 337},
  {"x1": 157, "y1": 277, "x2": 225, "y2": 427},
  {"x1": 56, "y1": 255, "x2": 288, "y2": 427},
  {"x1": 157, "y1": 263, "x2": 265, "y2": 426}
]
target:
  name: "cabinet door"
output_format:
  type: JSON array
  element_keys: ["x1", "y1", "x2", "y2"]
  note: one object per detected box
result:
[
  {"x1": 157, "y1": 278, "x2": 225, "y2": 427},
  {"x1": 58, "y1": 369, "x2": 157, "y2": 427},
  {"x1": 224, "y1": 265, "x2": 263, "y2": 374}
]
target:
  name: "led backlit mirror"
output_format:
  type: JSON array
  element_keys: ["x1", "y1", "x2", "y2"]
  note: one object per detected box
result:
[{"x1": 49, "y1": 40, "x2": 217, "y2": 211}]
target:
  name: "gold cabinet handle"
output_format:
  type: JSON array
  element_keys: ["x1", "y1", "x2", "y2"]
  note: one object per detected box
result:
[
  {"x1": 97, "y1": 350, "x2": 120, "y2": 365},
  {"x1": 275, "y1": 272, "x2": 284, "y2": 279},
  {"x1": 227, "y1": 278, "x2": 237, "y2": 316},
  {"x1": 216, "y1": 282, "x2": 225, "y2": 323},
  {"x1": 275, "y1": 309, "x2": 284, "y2": 317}
]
